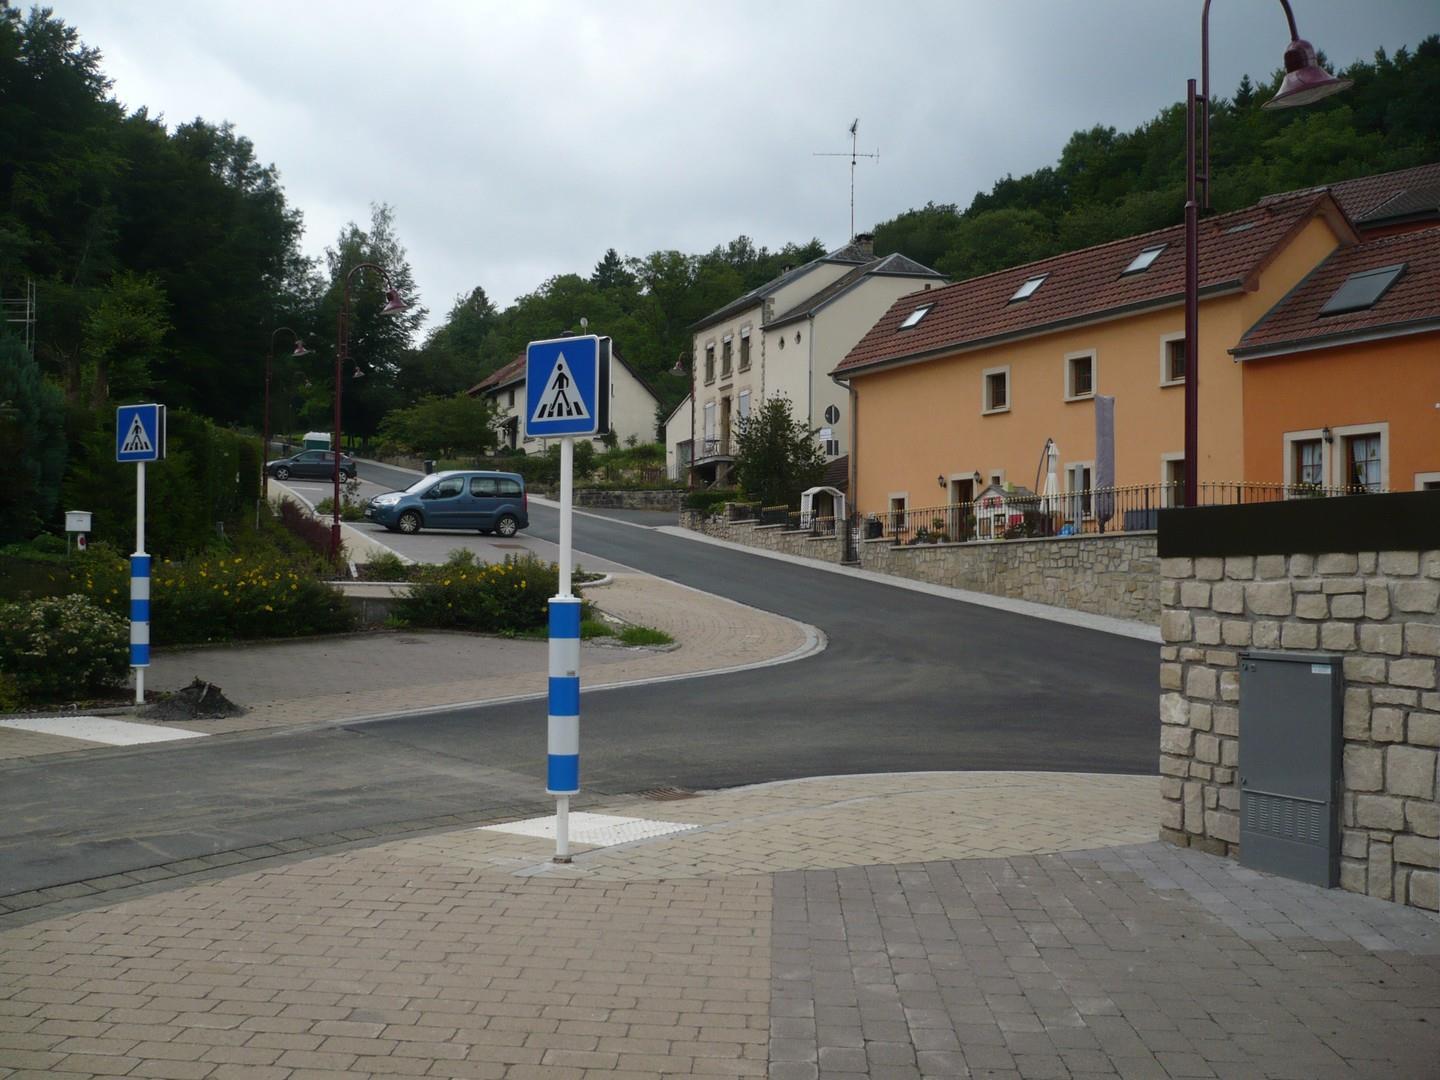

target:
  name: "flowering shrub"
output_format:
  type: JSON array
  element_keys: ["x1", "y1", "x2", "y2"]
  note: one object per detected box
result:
[
  {"x1": 0, "y1": 595, "x2": 129, "y2": 702},
  {"x1": 76, "y1": 551, "x2": 352, "y2": 645},
  {"x1": 394, "y1": 553, "x2": 569, "y2": 634},
  {"x1": 276, "y1": 497, "x2": 342, "y2": 561}
]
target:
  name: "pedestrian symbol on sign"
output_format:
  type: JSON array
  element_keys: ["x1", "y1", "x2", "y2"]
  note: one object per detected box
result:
[
  {"x1": 121, "y1": 412, "x2": 154, "y2": 455},
  {"x1": 530, "y1": 354, "x2": 591, "y2": 424}
]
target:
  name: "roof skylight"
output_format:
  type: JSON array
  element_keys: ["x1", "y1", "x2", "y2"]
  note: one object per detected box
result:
[
  {"x1": 1319, "y1": 263, "x2": 1406, "y2": 316},
  {"x1": 1008, "y1": 275, "x2": 1047, "y2": 302},
  {"x1": 1225, "y1": 220, "x2": 1256, "y2": 234},
  {"x1": 1122, "y1": 244, "x2": 1166, "y2": 274},
  {"x1": 898, "y1": 304, "x2": 932, "y2": 329}
]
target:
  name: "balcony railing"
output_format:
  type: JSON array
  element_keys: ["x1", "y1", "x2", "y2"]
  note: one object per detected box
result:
[
  {"x1": 698, "y1": 437, "x2": 732, "y2": 459},
  {"x1": 873, "y1": 481, "x2": 1376, "y2": 545}
]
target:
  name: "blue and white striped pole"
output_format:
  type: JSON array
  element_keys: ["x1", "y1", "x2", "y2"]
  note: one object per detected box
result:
[
  {"x1": 131, "y1": 460, "x2": 150, "y2": 704},
  {"x1": 549, "y1": 436, "x2": 580, "y2": 861}
]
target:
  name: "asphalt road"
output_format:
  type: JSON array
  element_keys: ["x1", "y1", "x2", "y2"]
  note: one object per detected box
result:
[{"x1": 0, "y1": 458, "x2": 1158, "y2": 899}]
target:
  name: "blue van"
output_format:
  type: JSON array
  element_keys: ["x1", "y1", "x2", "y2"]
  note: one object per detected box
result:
[{"x1": 364, "y1": 470, "x2": 529, "y2": 536}]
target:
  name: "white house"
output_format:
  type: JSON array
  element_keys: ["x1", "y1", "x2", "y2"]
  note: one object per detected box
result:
[
  {"x1": 467, "y1": 343, "x2": 661, "y2": 454},
  {"x1": 676, "y1": 234, "x2": 943, "y2": 487},
  {"x1": 663, "y1": 393, "x2": 693, "y2": 481}
]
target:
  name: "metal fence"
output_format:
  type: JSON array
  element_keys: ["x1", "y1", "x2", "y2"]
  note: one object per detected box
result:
[{"x1": 873, "y1": 481, "x2": 1374, "y2": 545}]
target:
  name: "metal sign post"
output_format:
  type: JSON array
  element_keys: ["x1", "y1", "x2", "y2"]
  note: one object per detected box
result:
[
  {"x1": 116, "y1": 403, "x2": 166, "y2": 705},
  {"x1": 525, "y1": 335, "x2": 609, "y2": 862}
]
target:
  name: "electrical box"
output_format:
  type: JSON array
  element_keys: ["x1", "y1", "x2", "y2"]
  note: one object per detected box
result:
[
  {"x1": 65, "y1": 510, "x2": 92, "y2": 533},
  {"x1": 1238, "y1": 651, "x2": 1343, "y2": 887}
]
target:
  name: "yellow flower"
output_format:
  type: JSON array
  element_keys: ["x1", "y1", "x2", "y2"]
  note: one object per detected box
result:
[
  {"x1": 443, "y1": 579, "x2": 451, "y2": 586},
  {"x1": 263, "y1": 604, "x2": 273, "y2": 612}
]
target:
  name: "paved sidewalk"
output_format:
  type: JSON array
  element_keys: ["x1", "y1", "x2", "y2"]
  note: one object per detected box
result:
[
  {"x1": 0, "y1": 573, "x2": 817, "y2": 756},
  {"x1": 2, "y1": 771, "x2": 1437, "y2": 1079}
]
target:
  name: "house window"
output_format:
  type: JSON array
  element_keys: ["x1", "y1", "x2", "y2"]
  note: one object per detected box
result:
[
  {"x1": 1294, "y1": 439, "x2": 1324, "y2": 488},
  {"x1": 737, "y1": 389, "x2": 750, "y2": 422},
  {"x1": 823, "y1": 439, "x2": 840, "y2": 457},
  {"x1": 507, "y1": 388, "x2": 515, "y2": 408},
  {"x1": 983, "y1": 367, "x2": 1010, "y2": 414},
  {"x1": 703, "y1": 401, "x2": 716, "y2": 453},
  {"x1": 1066, "y1": 463, "x2": 1093, "y2": 520},
  {"x1": 721, "y1": 336, "x2": 733, "y2": 378},
  {"x1": 898, "y1": 304, "x2": 932, "y2": 329},
  {"x1": 1122, "y1": 244, "x2": 1166, "y2": 275},
  {"x1": 739, "y1": 328, "x2": 751, "y2": 370},
  {"x1": 1161, "y1": 335, "x2": 1186, "y2": 385},
  {"x1": 704, "y1": 344, "x2": 715, "y2": 384},
  {"x1": 1065, "y1": 351, "x2": 1095, "y2": 400},
  {"x1": 1320, "y1": 263, "x2": 1406, "y2": 316},
  {"x1": 1346, "y1": 433, "x2": 1383, "y2": 491}
]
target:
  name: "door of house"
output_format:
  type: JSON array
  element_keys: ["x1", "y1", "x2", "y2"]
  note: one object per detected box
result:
[
  {"x1": 949, "y1": 476, "x2": 974, "y2": 540},
  {"x1": 720, "y1": 397, "x2": 732, "y2": 455}
]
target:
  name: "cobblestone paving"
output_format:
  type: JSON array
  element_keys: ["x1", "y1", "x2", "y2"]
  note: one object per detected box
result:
[
  {"x1": 772, "y1": 845, "x2": 1440, "y2": 1080},
  {"x1": 2, "y1": 773, "x2": 1437, "y2": 1079}
]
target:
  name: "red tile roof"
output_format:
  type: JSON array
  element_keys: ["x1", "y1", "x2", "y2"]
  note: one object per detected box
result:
[
  {"x1": 1323, "y1": 162, "x2": 1440, "y2": 226},
  {"x1": 1232, "y1": 225, "x2": 1440, "y2": 357},
  {"x1": 465, "y1": 353, "x2": 525, "y2": 397},
  {"x1": 833, "y1": 192, "x2": 1350, "y2": 378}
]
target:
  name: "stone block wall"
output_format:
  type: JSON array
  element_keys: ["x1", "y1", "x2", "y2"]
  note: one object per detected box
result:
[
  {"x1": 573, "y1": 489, "x2": 684, "y2": 511},
  {"x1": 682, "y1": 512, "x2": 845, "y2": 563},
  {"x1": 1159, "y1": 548, "x2": 1440, "y2": 912},
  {"x1": 858, "y1": 532, "x2": 1158, "y2": 624}
]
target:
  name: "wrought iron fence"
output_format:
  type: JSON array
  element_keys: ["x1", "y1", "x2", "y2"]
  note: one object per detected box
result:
[{"x1": 874, "y1": 481, "x2": 1374, "y2": 545}]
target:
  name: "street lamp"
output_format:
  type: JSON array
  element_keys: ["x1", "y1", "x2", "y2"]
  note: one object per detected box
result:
[
  {"x1": 1181, "y1": 0, "x2": 1349, "y2": 506},
  {"x1": 333, "y1": 263, "x2": 408, "y2": 560},
  {"x1": 263, "y1": 328, "x2": 309, "y2": 503}
]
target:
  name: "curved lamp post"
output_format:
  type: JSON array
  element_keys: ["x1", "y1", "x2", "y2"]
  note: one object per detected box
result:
[
  {"x1": 333, "y1": 262, "x2": 408, "y2": 560},
  {"x1": 263, "y1": 328, "x2": 310, "y2": 503},
  {"x1": 1181, "y1": 0, "x2": 1349, "y2": 506}
]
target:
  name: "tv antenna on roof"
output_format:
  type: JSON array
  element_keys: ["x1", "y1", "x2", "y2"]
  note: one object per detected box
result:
[{"x1": 813, "y1": 118, "x2": 879, "y2": 241}]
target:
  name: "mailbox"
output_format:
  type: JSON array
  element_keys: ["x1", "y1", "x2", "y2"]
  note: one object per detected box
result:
[{"x1": 65, "y1": 510, "x2": 92, "y2": 534}]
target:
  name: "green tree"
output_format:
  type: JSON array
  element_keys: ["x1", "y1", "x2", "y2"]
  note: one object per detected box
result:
[
  {"x1": 732, "y1": 395, "x2": 825, "y2": 508},
  {"x1": 0, "y1": 333, "x2": 66, "y2": 542},
  {"x1": 590, "y1": 247, "x2": 634, "y2": 290},
  {"x1": 400, "y1": 286, "x2": 496, "y2": 401},
  {"x1": 377, "y1": 393, "x2": 496, "y2": 459},
  {"x1": 81, "y1": 270, "x2": 169, "y2": 405}
]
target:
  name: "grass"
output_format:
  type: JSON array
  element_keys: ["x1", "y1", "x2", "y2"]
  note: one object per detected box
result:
[{"x1": 616, "y1": 625, "x2": 674, "y2": 647}]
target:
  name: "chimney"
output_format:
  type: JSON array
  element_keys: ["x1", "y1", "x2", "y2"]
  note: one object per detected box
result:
[{"x1": 854, "y1": 232, "x2": 875, "y2": 257}]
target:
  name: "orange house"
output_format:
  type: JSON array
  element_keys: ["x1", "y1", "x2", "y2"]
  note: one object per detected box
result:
[
  {"x1": 833, "y1": 191, "x2": 1355, "y2": 528},
  {"x1": 1233, "y1": 224, "x2": 1440, "y2": 493}
]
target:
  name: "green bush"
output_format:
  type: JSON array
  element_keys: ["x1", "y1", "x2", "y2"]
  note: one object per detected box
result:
[
  {"x1": 0, "y1": 595, "x2": 129, "y2": 703},
  {"x1": 684, "y1": 489, "x2": 735, "y2": 512},
  {"x1": 357, "y1": 551, "x2": 410, "y2": 581},
  {"x1": 394, "y1": 554, "x2": 568, "y2": 634}
]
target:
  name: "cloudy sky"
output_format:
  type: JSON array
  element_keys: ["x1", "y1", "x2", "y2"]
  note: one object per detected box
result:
[{"x1": 49, "y1": 1, "x2": 1438, "y2": 333}]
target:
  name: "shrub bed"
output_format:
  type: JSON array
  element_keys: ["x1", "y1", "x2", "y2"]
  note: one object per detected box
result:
[
  {"x1": 683, "y1": 489, "x2": 736, "y2": 512},
  {"x1": 393, "y1": 552, "x2": 574, "y2": 635},
  {"x1": 276, "y1": 497, "x2": 341, "y2": 561},
  {"x1": 0, "y1": 595, "x2": 129, "y2": 704}
]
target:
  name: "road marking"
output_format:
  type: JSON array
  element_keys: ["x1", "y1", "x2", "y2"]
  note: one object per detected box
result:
[{"x1": 0, "y1": 716, "x2": 207, "y2": 745}]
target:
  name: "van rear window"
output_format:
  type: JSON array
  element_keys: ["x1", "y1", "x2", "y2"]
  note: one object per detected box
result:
[{"x1": 498, "y1": 479, "x2": 521, "y2": 496}]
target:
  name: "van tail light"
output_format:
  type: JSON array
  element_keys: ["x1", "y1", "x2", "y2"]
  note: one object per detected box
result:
[{"x1": 522, "y1": 491, "x2": 528, "y2": 514}]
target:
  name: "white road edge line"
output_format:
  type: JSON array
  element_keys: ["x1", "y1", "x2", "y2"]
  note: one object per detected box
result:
[{"x1": 0, "y1": 715, "x2": 207, "y2": 745}]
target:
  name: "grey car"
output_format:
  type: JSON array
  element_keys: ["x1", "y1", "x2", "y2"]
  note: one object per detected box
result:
[{"x1": 266, "y1": 449, "x2": 356, "y2": 481}]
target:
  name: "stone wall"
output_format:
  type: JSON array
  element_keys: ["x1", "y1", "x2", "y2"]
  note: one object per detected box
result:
[
  {"x1": 858, "y1": 532, "x2": 1158, "y2": 623},
  {"x1": 682, "y1": 511, "x2": 1158, "y2": 623},
  {"x1": 682, "y1": 512, "x2": 845, "y2": 563},
  {"x1": 574, "y1": 489, "x2": 684, "y2": 512},
  {"x1": 1159, "y1": 545, "x2": 1440, "y2": 913}
]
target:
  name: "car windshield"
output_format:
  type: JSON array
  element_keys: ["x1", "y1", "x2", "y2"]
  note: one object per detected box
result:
[{"x1": 404, "y1": 476, "x2": 440, "y2": 495}]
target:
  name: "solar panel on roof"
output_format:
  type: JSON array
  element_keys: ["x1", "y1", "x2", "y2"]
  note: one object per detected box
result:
[{"x1": 1318, "y1": 263, "x2": 1406, "y2": 316}]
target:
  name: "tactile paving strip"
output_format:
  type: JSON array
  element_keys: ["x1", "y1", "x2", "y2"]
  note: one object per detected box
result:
[{"x1": 478, "y1": 811, "x2": 701, "y2": 846}]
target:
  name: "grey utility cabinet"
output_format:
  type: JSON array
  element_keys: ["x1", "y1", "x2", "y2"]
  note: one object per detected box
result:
[{"x1": 1238, "y1": 651, "x2": 1343, "y2": 887}]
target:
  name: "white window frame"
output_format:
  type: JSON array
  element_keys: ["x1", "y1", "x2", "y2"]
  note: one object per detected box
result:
[
  {"x1": 887, "y1": 492, "x2": 909, "y2": 535},
  {"x1": 739, "y1": 324, "x2": 752, "y2": 369},
  {"x1": 1159, "y1": 331, "x2": 1186, "y2": 387},
  {"x1": 988, "y1": 469, "x2": 1006, "y2": 488},
  {"x1": 982, "y1": 365, "x2": 1011, "y2": 415},
  {"x1": 1064, "y1": 348, "x2": 1097, "y2": 402},
  {"x1": 1331, "y1": 422, "x2": 1388, "y2": 491},
  {"x1": 1281, "y1": 429, "x2": 1330, "y2": 495},
  {"x1": 703, "y1": 401, "x2": 716, "y2": 441},
  {"x1": 737, "y1": 389, "x2": 751, "y2": 422},
  {"x1": 1160, "y1": 452, "x2": 1186, "y2": 508},
  {"x1": 1415, "y1": 471, "x2": 1440, "y2": 491},
  {"x1": 704, "y1": 341, "x2": 716, "y2": 385},
  {"x1": 1065, "y1": 460, "x2": 1095, "y2": 520}
]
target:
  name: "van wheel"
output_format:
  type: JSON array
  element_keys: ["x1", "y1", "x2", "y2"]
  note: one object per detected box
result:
[
  {"x1": 496, "y1": 514, "x2": 519, "y2": 538},
  {"x1": 398, "y1": 511, "x2": 422, "y2": 534}
]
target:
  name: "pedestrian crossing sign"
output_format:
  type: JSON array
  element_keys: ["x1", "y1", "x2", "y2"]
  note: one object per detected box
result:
[
  {"x1": 115, "y1": 403, "x2": 166, "y2": 463},
  {"x1": 524, "y1": 334, "x2": 608, "y2": 438}
]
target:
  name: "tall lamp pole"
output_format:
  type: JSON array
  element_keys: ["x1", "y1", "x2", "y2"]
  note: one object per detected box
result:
[
  {"x1": 264, "y1": 328, "x2": 309, "y2": 503},
  {"x1": 333, "y1": 263, "x2": 408, "y2": 561},
  {"x1": 1181, "y1": 0, "x2": 1349, "y2": 506}
]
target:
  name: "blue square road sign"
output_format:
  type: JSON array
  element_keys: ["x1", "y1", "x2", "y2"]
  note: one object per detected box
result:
[
  {"x1": 524, "y1": 335, "x2": 608, "y2": 439},
  {"x1": 116, "y1": 403, "x2": 166, "y2": 463}
]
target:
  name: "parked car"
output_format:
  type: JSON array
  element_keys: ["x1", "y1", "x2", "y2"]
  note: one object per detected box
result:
[
  {"x1": 365, "y1": 470, "x2": 529, "y2": 536},
  {"x1": 266, "y1": 449, "x2": 357, "y2": 482}
]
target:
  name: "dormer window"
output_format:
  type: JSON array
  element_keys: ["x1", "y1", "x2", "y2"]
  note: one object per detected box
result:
[
  {"x1": 1122, "y1": 244, "x2": 1166, "y2": 275},
  {"x1": 1009, "y1": 275, "x2": 1047, "y2": 303},
  {"x1": 898, "y1": 304, "x2": 932, "y2": 329},
  {"x1": 1319, "y1": 263, "x2": 1406, "y2": 316}
]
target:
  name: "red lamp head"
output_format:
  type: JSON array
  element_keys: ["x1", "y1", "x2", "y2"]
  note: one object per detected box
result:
[
  {"x1": 380, "y1": 287, "x2": 409, "y2": 316},
  {"x1": 1263, "y1": 38, "x2": 1352, "y2": 109},
  {"x1": 291, "y1": 340, "x2": 311, "y2": 357}
]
